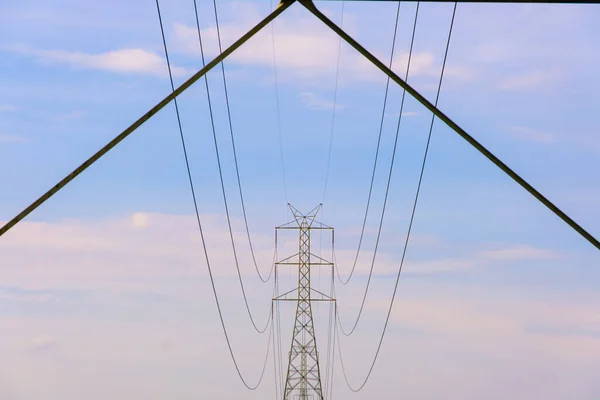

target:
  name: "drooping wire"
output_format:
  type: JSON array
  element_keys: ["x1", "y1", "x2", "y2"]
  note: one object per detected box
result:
[
  {"x1": 323, "y1": 265, "x2": 336, "y2": 397},
  {"x1": 209, "y1": 0, "x2": 275, "y2": 284},
  {"x1": 268, "y1": 0, "x2": 289, "y2": 205},
  {"x1": 335, "y1": 1, "x2": 407, "y2": 337},
  {"x1": 336, "y1": 3, "x2": 458, "y2": 391},
  {"x1": 275, "y1": 295, "x2": 285, "y2": 392},
  {"x1": 329, "y1": 303, "x2": 337, "y2": 400},
  {"x1": 274, "y1": 235, "x2": 286, "y2": 393},
  {"x1": 333, "y1": 0, "x2": 397, "y2": 285},
  {"x1": 322, "y1": 0, "x2": 345, "y2": 205},
  {"x1": 271, "y1": 301, "x2": 283, "y2": 400},
  {"x1": 323, "y1": 274, "x2": 333, "y2": 392},
  {"x1": 189, "y1": 0, "x2": 272, "y2": 333},
  {"x1": 154, "y1": 0, "x2": 273, "y2": 389}
]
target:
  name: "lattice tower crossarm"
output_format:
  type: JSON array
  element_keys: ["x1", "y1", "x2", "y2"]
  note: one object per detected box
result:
[{"x1": 275, "y1": 205, "x2": 334, "y2": 400}]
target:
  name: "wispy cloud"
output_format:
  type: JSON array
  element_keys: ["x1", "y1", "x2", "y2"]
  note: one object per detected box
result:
[
  {"x1": 10, "y1": 46, "x2": 189, "y2": 77},
  {"x1": 171, "y1": 11, "x2": 471, "y2": 85},
  {"x1": 399, "y1": 244, "x2": 560, "y2": 275},
  {"x1": 298, "y1": 92, "x2": 345, "y2": 111},
  {"x1": 0, "y1": 105, "x2": 18, "y2": 112},
  {"x1": 55, "y1": 110, "x2": 86, "y2": 122},
  {"x1": 498, "y1": 70, "x2": 560, "y2": 91},
  {"x1": 0, "y1": 133, "x2": 29, "y2": 143},
  {"x1": 508, "y1": 126, "x2": 557, "y2": 144},
  {"x1": 27, "y1": 335, "x2": 57, "y2": 351},
  {"x1": 385, "y1": 110, "x2": 419, "y2": 118},
  {"x1": 478, "y1": 245, "x2": 559, "y2": 261}
]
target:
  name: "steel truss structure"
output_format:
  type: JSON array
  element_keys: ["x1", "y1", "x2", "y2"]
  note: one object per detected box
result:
[
  {"x1": 274, "y1": 204, "x2": 334, "y2": 400},
  {"x1": 1, "y1": 0, "x2": 598, "y2": 251}
]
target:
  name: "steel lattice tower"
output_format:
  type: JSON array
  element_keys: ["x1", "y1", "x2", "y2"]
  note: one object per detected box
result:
[{"x1": 275, "y1": 204, "x2": 334, "y2": 400}]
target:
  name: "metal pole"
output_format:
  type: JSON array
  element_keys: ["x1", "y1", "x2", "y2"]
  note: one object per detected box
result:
[
  {"x1": 0, "y1": 0, "x2": 295, "y2": 238},
  {"x1": 300, "y1": 0, "x2": 600, "y2": 251}
]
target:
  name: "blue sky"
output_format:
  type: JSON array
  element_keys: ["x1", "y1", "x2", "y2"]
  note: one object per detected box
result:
[{"x1": 1, "y1": 1, "x2": 599, "y2": 399}]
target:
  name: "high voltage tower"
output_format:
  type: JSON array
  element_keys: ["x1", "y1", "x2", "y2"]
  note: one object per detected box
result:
[
  {"x1": 274, "y1": 205, "x2": 334, "y2": 399},
  {"x1": 1, "y1": 0, "x2": 600, "y2": 398}
]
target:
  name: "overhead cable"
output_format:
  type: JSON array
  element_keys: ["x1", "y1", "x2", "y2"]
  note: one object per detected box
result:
[
  {"x1": 210, "y1": 0, "x2": 275, "y2": 284},
  {"x1": 336, "y1": 3, "x2": 458, "y2": 391},
  {"x1": 190, "y1": 0, "x2": 272, "y2": 334},
  {"x1": 322, "y1": 1, "x2": 345, "y2": 205},
  {"x1": 301, "y1": 0, "x2": 600, "y2": 251},
  {"x1": 334, "y1": 0, "x2": 404, "y2": 286},
  {"x1": 336, "y1": 0, "x2": 409, "y2": 337},
  {"x1": 269, "y1": 0, "x2": 289, "y2": 205},
  {"x1": 155, "y1": 0, "x2": 274, "y2": 389}
]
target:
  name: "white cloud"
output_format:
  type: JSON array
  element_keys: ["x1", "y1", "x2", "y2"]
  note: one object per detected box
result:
[
  {"x1": 55, "y1": 110, "x2": 86, "y2": 121},
  {"x1": 509, "y1": 126, "x2": 556, "y2": 144},
  {"x1": 0, "y1": 105, "x2": 18, "y2": 112},
  {"x1": 131, "y1": 212, "x2": 150, "y2": 229},
  {"x1": 385, "y1": 110, "x2": 419, "y2": 119},
  {"x1": 12, "y1": 46, "x2": 189, "y2": 77},
  {"x1": 0, "y1": 213, "x2": 563, "y2": 295},
  {"x1": 386, "y1": 293, "x2": 600, "y2": 361},
  {"x1": 27, "y1": 335, "x2": 57, "y2": 351},
  {"x1": 479, "y1": 244, "x2": 559, "y2": 261},
  {"x1": 0, "y1": 213, "x2": 275, "y2": 292},
  {"x1": 1, "y1": 212, "x2": 598, "y2": 399},
  {"x1": 171, "y1": 11, "x2": 465, "y2": 85},
  {"x1": 498, "y1": 70, "x2": 560, "y2": 91},
  {"x1": 0, "y1": 133, "x2": 29, "y2": 143},
  {"x1": 333, "y1": 242, "x2": 561, "y2": 276},
  {"x1": 298, "y1": 92, "x2": 345, "y2": 111}
]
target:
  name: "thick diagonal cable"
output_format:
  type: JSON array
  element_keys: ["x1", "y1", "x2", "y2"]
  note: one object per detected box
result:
[
  {"x1": 322, "y1": 1, "x2": 345, "y2": 204},
  {"x1": 155, "y1": 0, "x2": 272, "y2": 389},
  {"x1": 337, "y1": 4, "x2": 457, "y2": 392},
  {"x1": 210, "y1": 0, "x2": 274, "y2": 283},
  {"x1": 302, "y1": 0, "x2": 600, "y2": 251},
  {"x1": 336, "y1": 1, "x2": 407, "y2": 337},
  {"x1": 268, "y1": 0, "x2": 289, "y2": 205},
  {"x1": 190, "y1": 0, "x2": 272, "y2": 333},
  {"x1": 0, "y1": 2, "x2": 292, "y2": 240}
]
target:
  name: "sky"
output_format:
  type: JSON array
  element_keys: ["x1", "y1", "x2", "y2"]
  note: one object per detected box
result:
[{"x1": 1, "y1": 0, "x2": 600, "y2": 399}]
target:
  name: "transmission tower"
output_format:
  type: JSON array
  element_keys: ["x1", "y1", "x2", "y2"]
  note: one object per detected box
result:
[{"x1": 274, "y1": 204, "x2": 335, "y2": 400}]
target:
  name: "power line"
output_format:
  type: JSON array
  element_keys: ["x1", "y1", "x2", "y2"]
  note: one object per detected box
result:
[
  {"x1": 322, "y1": 1, "x2": 345, "y2": 205},
  {"x1": 323, "y1": 265, "x2": 335, "y2": 394},
  {"x1": 336, "y1": 3, "x2": 458, "y2": 391},
  {"x1": 334, "y1": 0, "x2": 404, "y2": 286},
  {"x1": 336, "y1": 0, "x2": 410, "y2": 337},
  {"x1": 2, "y1": 0, "x2": 598, "y2": 256},
  {"x1": 273, "y1": 236, "x2": 286, "y2": 394},
  {"x1": 269, "y1": 0, "x2": 289, "y2": 206},
  {"x1": 189, "y1": 0, "x2": 271, "y2": 334},
  {"x1": 210, "y1": 0, "x2": 275, "y2": 284},
  {"x1": 155, "y1": 0, "x2": 274, "y2": 389},
  {"x1": 0, "y1": 2, "x2": 292, "y2": 240},
  {"x1": 271, "y1": 303, "x2": 281, "y2": 400},
  {"x1": 329, "y1": 306, "x2": 337, "y2": 400},
  {"x1": 301, "y1": 0, "x2": 600, "y2": 252},
  {"x1": 203, "y1": 0, "x2": 272, "y2": 284}
]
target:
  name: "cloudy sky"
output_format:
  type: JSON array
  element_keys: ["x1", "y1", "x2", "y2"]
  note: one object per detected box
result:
[{"x1": 1, "y1": 0, "x2": 600, "y2": 399}]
